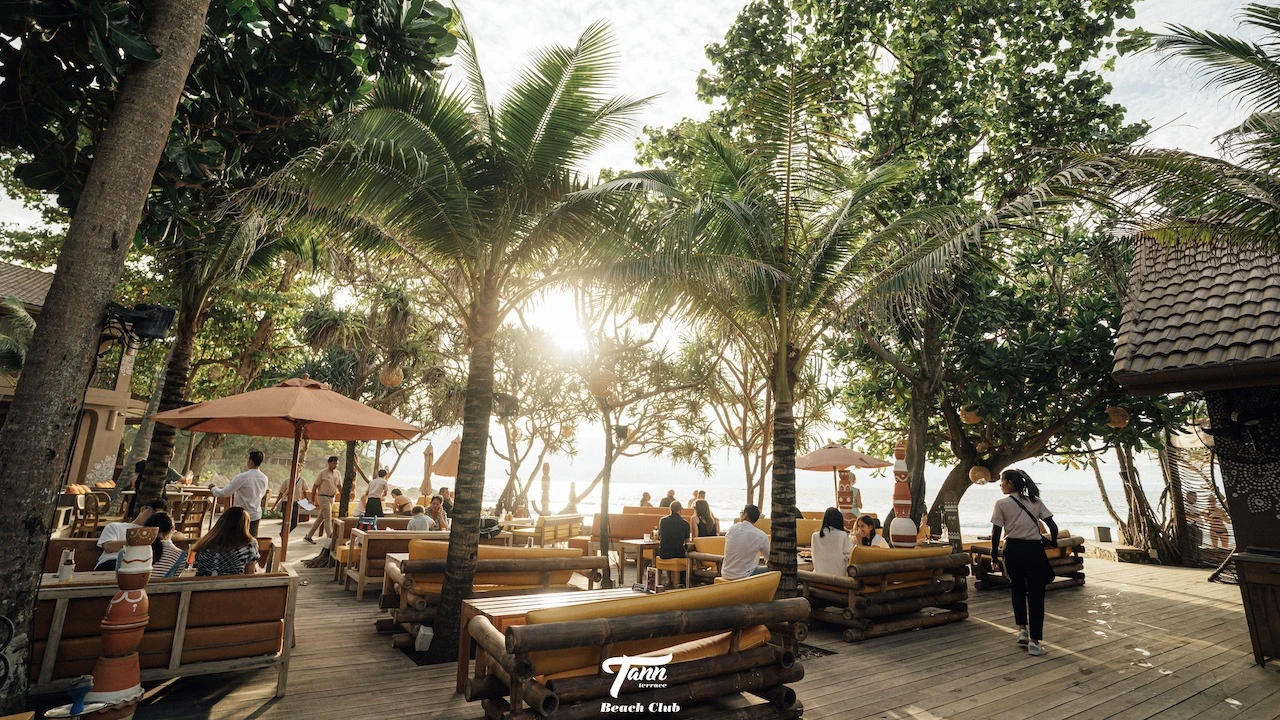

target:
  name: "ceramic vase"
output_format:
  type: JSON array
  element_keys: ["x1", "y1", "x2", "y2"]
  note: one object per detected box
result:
[{"x1": 84, "y1": 525, "x2": 156, "y2": 719}]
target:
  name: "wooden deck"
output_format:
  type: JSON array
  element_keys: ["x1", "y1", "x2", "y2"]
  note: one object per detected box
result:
[{"x1": 69, "y1": 546, "x2": 1279, "y2": 719}]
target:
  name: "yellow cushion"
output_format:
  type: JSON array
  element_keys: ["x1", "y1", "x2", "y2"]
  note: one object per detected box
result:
[
  {"x1": 525, "y1": 572, "x2": 779, "y2": 676},
  {"x1": 407, "y1": 540, "x2": 581, "y2": 592},
  {"x1": 335, "y1": 545, "x2": 358, "y2": 564},
  {"x1": 751, "y1": 517, "x2": 771, "y2": 534},
  {"x1": 796, "y1": 518, "x2": 822, "y2": 546},
  {"x1": 539, "y1": 624, "x2": 772, "y2": 682},
  {"x1": 654, "y1": 557, "x2": 686, "y2": 571},
  {"x1": 693, "y1": 536, "x2": 726, "y2": 554},
  {"x1": 848, "y1": 544, "x2": 954, "y2": 587}
]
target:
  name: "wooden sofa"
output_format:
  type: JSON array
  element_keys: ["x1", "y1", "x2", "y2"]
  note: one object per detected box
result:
[
  {"x1": 463, "y1": 572, "x2": 809, "y2": 719},
  {"x1": 331, "y1": 515, "x2": 414, "y2": 581},
  {"x1": 343, "y1": 529, "x2": 450, "y2": 600},
  {"x1": 380, "y1": 540, "x2": 610, "y2": 641},
  {"x1": 32, "y1": 568, "x2": 298, "y2": 697},
  {"x1": 966, "y1": 531, "x2": 1087, "y2": 591},
  {"x1": 511, "y1": 514, "x2": 583, "y2": 547},
  {"x1": 568, "y1": 510, "x2": 698, "y2": 554},
  {"x1": 799, "y1": 544, "x2": 970, "y2": 642}
]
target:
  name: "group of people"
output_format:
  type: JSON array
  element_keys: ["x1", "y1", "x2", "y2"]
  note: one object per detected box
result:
[
  {"x1": 644, "y1": 489, "x2": 720, "y2": 537},
  {"x1": 94, "y1": 497, "x2": 262, "y2": 577}
]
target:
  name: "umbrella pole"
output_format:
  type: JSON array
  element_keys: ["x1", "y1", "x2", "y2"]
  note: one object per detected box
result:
[
  {"x1": 280, "y1": 421, "x2": 305, "y2": 564},
  {"x1": 833, "y1": 468, "x2": 838, "y2": 501}
]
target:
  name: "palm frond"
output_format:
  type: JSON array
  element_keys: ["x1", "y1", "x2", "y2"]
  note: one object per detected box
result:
[{"x1": 1152, "y1": 15, "x2": 1280, "y2": 110}]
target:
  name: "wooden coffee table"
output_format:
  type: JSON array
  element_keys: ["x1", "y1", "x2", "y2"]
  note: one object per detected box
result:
[
  {"x1": 616, "y1": 538, "x2": 658, "y2": 584},
  {"x1": 456, "y1": 587, "x2": 644, "y2": 693}
]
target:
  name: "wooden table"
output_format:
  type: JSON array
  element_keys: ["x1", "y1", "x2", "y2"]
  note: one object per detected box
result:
[
  {"x1": 617, "y1": 538, "x2": 658, "y2": 584},
  {"x1": 457, "y1": 587, "x2": 644, "y2": 693}
]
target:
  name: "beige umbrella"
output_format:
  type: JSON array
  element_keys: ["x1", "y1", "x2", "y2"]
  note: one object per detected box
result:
[
  {"x1": 151, "y1": 375, "x2": 421, "y2": 562},
  {"x1": 419, "y1": 443, "x2": 435, "y2": 500},
  {"x1": 432, "y1": 437, "x2": 460, "y2": 478},
  {"x1": 795, "y1": 443, "x2": 891, "y2": 497}
]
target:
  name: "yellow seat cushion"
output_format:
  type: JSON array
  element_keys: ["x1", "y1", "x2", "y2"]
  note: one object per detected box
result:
[
  {"x1": 796, "y1": 518, "x2": 822, "y2": 546},
  {"x1": 653, "y1": 557, "x2": 686, "y2": 572},
  {"x1": 406, "y1": 540, "x2": 581, "y2": 593},
  {"x1": 540, "y1": 624, "x2": 772, "y2": 681},
  {"x1": 693, "y1": 536, "x2": 726, "y2": 554},
  {"x1": 525, "y1": 572, "x2": 779, "y2": 676},
  {"x1": 751, "y1": 517, "x2": 771, "y2": 535},
  {"x1": 335, "y1": 545, "x2": 358, "y2": 564}
]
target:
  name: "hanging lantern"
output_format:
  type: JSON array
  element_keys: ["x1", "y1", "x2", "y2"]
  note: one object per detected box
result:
[
  {"x1": 975, "y1": 441, "x2": 989, "y2": 454},
  {"x1": 560, "y1": 425, "x2": 575, "y2": 439},
  {"x1": 379, "y1": 365, "x2": 404, "y2": 387},
  {"x1": 613, "y1": 424, "x2": 630, "y2": 442},
  {"x1": 968, "y1": 465, "x2": 992, "y2": 485},
  {"x1": 1105, "y1": 406, "x2": 1130, "y2": 430},
  {"x1": 587, "y1": 369, "x2": 616, "y2": 398},
  {"x1": 960, "y1": 405, "x2": 982, "y2": 425}
]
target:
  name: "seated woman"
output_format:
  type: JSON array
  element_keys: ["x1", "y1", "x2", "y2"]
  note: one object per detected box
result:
[
  {"x1": 694, "y1": 499, "x2": 719, "y2": 537},
  {"x1": 811, "y1": 507, "x2": 853, "y2": 575},
  {"x1": 853, "y1": 514, "x2": 889, "y2": 548},
  {"x1": 192, "y1": 506, "x2": 259, "y2": 576},
  {"x1": 389, "y1": 488, "x2": 414, "y2": 515},
  {"x1": 145, "y1": 512, "x2": 187, "y2": 578}
]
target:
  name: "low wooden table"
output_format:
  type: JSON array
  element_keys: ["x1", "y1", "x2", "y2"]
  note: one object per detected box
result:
[
  {"x1": 617, "y1": 538, "x2": 658, "y2": 584},
  {"x1": 457, "y1": 587, "x2": 644, "y2": 693}
]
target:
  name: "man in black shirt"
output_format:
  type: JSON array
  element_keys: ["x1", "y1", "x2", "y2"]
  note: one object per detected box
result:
[
  {"x1": 658, "y1": 502, "x2": 690, "y2": 560},
  {"x1": 658, "y1": 489, "x2": 676, "y2": 508}
]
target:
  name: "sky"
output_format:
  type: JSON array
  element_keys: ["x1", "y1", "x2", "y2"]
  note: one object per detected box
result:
[{"x1": 0, "y1": 0, "x2": 1254, "y2": 227}]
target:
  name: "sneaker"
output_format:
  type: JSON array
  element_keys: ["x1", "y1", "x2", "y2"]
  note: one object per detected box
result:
[
  {"x1": 1017, "y1": 629, "x2": 1029, "y2": 647},
  {"x1": 1027, "y1": 642, "x2": 1046, "y2": 656},
  {"x1": 303, "y1": 536, "x2": 316, "y2": 545}
]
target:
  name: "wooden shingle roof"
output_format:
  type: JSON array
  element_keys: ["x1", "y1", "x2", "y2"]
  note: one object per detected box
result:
[
  {"x1": 0, "y1": 261, "x2": 54, "y2": 311},
  {"x1": 1113, "y1": 238, "x2": 1280, "y2": 395}
]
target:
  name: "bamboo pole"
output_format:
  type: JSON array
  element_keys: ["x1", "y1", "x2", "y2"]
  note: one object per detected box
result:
[
  {"x1": 481, "y1": 697, "x2": 510, "y2": 720},
  {"x1": 849, "y1": 579, "x2": 959, "y2": 609},
  {"x1": 374, "y1": 617, "x2": 399, "y2": 633},
  {"x1": 400, "y1": 556, "x2": 610, "y2": 575},
  {"x1": 378, "y1": 592, "x2": 401, "y2": 610},
  {"x1": 797, "y1": 570, "x2": 864, "y2": 591},
  {"x1": 547, "y1": 645, "x2": 790, "y2": 703},
  {"x1": 470, "y1": 616, "x2": 535, "y2": 681},
  {"x1": 465, "y1": 674, "x2": 508, "y2": 702},
  {"x1": 748, "y1": 683, "x2": 797, "y2": 709},
  {"x1": 508, "y1": 664, "x2": 805, "y2": 720},
  {"x1": 845, "y1": 553, "x2": 971, "y2": 578},
  {"x1": 505, "y1": 598, "x2": 811, "y2": 654},
  {"x1": 856, "y1": 590, "x2": 968, "y2": 619},
  {"x1": 840, "y1": 607, "x2": 968, "y2": 642},
  {"x1": 392, "y1": 607, "x2": 437, "y2": 625}
]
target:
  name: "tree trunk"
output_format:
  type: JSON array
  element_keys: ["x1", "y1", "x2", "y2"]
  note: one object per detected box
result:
[
  {"x1": 768, "y1": 348, "x2": 800, "y2": 599},
  {"x1": 425, "y1": 298, "x2": 499, "y2": 663},
  {"x1": 1115, "y1": 446, "x2": 1178, "y2": 563},
  {"x1": 188, "y1": 431, "x2": 226, "y2": 480},
  {"x1": 136, "y1": 307, "x2": 201, "y2": 504},
  {"x1": 905, "y1": 383, "x2": 932, "y2": 525},
  {"x1": 0, "y1": 0, "x2": 210, "y2": 710},
  {"x1": 599, "y1": 403, "x2": 615, "y2": 588},
  {"x1": 338, "y1": 439, "x2": 358, "y2": 518},
  {"x1": 1089, "y1": 454, "x2": 1125, "y2": 527},
  {"x1": 113, "y1": 345, "x2": 170, "y2": 510}
]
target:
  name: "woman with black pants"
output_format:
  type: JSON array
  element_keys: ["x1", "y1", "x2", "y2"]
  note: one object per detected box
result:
[{"x1": 991, "y1": 468, "x2": 1058, "y2": 657}]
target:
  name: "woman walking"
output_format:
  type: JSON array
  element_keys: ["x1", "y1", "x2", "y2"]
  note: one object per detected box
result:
[{"x1": 991, "y1": 468, "x2": 1058, "y2": 657}]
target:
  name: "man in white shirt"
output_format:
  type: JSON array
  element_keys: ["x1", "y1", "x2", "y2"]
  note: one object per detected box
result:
[
  {"x1": 209, "y1": 450, "x2": 269, "y2": 536},
  {"x1": 360, "y1": 469, "x2": 390, "y2": 516},
  {"x1": 95, "y1": 498, "x2": 169, "y2": 570},
  {"x1": 721, "y1": 504, "x2": 771, "y2": 580}
]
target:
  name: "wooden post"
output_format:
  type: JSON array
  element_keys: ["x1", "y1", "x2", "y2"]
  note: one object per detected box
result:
[{"x1": 279, "y1": 421, "x2": 305, "y2": 563}]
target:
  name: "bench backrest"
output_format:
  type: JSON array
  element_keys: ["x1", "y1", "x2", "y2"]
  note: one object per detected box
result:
[
  {"x1": 848, "y1": 544, "x2": 954, "y2": 585},
  {"x1": 621, "y1": 506, "x2": 669, "y2": 515},
  {"x1": 44, "y1": 537, "x2": 196, "y2": 573},
  {"x1": 33, "y1": 570, "x2": 295, "y2": 682},
  {"x1": 408, "y1": 540, "x2": 582, "y2": 586},
  {"x1": 585, "y1": 510, "x2": 699, "y2": 541},
  {"x1": 331, "y1": 515, "x2": 413, "y2": 550},
  {"x1": 531, "y1": 514, "x2": 583, "y2": 544}
]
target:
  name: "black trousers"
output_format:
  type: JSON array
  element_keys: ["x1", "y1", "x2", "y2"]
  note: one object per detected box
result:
[
  {"x1": 1003, "y1": 538, "x2": 1051, "y2": 641},
  {"x1": 290, "y1": 502, "x2": 301, "y2": 531}
]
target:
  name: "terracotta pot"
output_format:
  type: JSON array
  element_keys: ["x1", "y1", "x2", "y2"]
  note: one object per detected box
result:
[
  {"x1": 87, "y1": 653, "x2": 143, "y2": 698},
  {"x1": 115, "y1": 545, "x2": 153, "y2": 590},
  {"x1": 100, "y1": 625, "x2": 146, "y2": 658}
]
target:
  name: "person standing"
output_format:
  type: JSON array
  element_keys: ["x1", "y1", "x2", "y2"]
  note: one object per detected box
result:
[
  {"x1": 991, "y1": 468, "x2": 1059, "y2": 657},
  {"x1": 721, "y1": 505, "x2": 770, "y2": 580},
  {"x1": 304, "y1": 456, "x2": 341, "y2": 545},
  {"x1": 209, "y1": 450, "x2": 269, "y2": 537},
  {"x1": 361, "y1": 468, "x2": 390, "y2": 516},
  {"x1": 811, "y1": 507, "x2": 853, "y2": 575}
]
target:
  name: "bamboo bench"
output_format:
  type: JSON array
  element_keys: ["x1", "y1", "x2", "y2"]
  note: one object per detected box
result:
[
  {"x1": 32, "y1": 568, "x2": 298, "y2": 697},
  {"x1": 966, "y1": 531, "x2": 1087, "y2": 591},
  {"x1": 510, "y1": 514, "x2": 584, "y2": 547},
  {"x1": 343, "y1": 529, "x2": 451, "y2": 601},
  {"x1": 799, "y1": 545, "x2": 970, "y2": 642},
  {"x1": 379, "y1": 543, "x2": 610, "y2": 642},
  {"x1": 463, "y1": 571, "x2": 809, "y2": 720},
  {"x1": 330, "y1": 515, "x2": 414, "y2": 582}
]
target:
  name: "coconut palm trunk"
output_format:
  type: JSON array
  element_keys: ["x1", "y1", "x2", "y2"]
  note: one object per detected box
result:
[
  {"x1": 427, "y1": 299, "x2": 498, "y2": 662},
  {"x1": 136, "y1": 307, "x2": 201, "y2": 505},
  {"x1": 0, "y1": 0, "x2": 210, "y2": 710}
]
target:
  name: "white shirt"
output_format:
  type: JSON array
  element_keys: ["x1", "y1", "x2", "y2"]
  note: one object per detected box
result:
[
  {"x1": 366, "y1": 476, "x2": 389, "y2": 501},
  {"x1": 96, "y1": 521, "x2": 139, "y2": 567},
  {"x1": 292, "y1": 475, "x2": 308, "y2": 503},
  {"x1": 211, "y1": 468, "x2": 269, "y2": 521},
  {"x1": 810, "y1": 528, "x2": 852, "y2": 575},
  {"x1": 869, "y1": 534, "x2": 889, "y2": 548},
  {"x1": 722, "y1": 520, "x2": 770, "y2": 580},
  {"x1": 407, "y1": 514, "x2": 434, "y2": 531},
  {"x1": 991, "y1": 494, "x2": 1053, "y2": 540}
]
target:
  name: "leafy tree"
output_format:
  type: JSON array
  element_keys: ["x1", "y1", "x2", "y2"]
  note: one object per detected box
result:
[
  {"x1": 245, "y1": 19, "x2": 649, "y2": 661},
  {"x1": 675, "y1": 0, "x2": 1148, "y2": 522},
  {"x1": 0, "y1": 0, "x2": 210, "y2": 710},
  {"x1": 0, "y1": 296, "x2": 35, "y2": 379}
]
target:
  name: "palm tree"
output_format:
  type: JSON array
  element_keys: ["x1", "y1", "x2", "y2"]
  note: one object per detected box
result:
[
  {"x1": 1090, "y1": 4, "x2": 1280, "y2": 246},
  {"x1": 247, "y1": 20, "x2": 649, "y2": 660},
  {"x1": 0, "y1": 296, "x2": 34, "y2": 381}
]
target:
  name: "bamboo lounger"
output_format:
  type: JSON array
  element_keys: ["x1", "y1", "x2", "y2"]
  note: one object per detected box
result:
[
  {"x1": 966, "y1": 533, "x2": 1087, "y2": 591},
  {"x1": 464, "y1": 573, "x2": 809, "y2": 720},
  {"x1": 799, "y1": 546, "x2": 971, "y2": 642}
]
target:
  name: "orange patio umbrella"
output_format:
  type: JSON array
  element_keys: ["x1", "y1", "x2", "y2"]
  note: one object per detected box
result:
[
  {"x1": 795, "y1": 443, "x2": 891, "y2": 497},
  {"x1": 151, "y1": 375, "x2": 421, "y2": 562}
]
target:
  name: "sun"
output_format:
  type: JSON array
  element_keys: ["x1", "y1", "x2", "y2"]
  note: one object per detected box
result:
[{"x1": 520, "y1": 290, "x2": 589, "y2": 353}]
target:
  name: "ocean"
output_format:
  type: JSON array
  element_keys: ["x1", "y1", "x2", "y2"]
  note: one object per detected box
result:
[{"x1": 382, "y1": 427, "x2": 1169, "y2": 538}]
